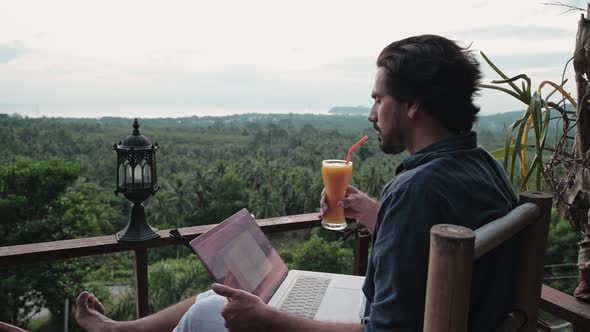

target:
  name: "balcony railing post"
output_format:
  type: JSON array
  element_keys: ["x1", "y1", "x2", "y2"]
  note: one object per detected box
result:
[
  {"x1": 423, "y1": 224, "x2": 475, "y2": 332},
  {"x1": 353, "y1": 234, "x2": 370, "y2": 276},
  {"x1": 516, "y1": 191, "x2": 552, "y2": 332},
  {"x1": 134, "y1": 248, "x2": 149, "y2": 318}
]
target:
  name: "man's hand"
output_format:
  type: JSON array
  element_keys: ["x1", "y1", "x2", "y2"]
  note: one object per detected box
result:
[
  {"x1": 212, "y1": 283, "x2": 276, "y2": 332},
  {"x1": 319, "y1": 185, "x2": 379, "y2": 234}
]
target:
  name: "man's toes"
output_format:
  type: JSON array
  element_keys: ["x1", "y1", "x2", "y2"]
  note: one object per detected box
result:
[
  {"x1": 88, "y1": 294, "x2": 105, "y2": 315},
  {"x1": 95, "y1": 300, "x2": 105, "y2": 315},
  {"x1": 77, "y1": 292, "x2": 90, "y2": 308}
]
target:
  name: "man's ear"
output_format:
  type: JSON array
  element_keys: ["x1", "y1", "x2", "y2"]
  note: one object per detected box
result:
[{"x1": 406, "y1": 101, "x2": 419, "y2": 119}]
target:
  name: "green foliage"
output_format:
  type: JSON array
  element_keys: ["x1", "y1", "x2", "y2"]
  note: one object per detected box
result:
[
  {"x1": 27, "y1": 314, "x2": 51, "y2": 331},
  {"x1": 187, "y1": 171, "x2": 249, "y2": 225},
  {"x1": 0, "y1": 157, "x2": 80, "y2": 242},
  {"x1": 0, "y1": 158, "x2": 103, "y2": 327},
  {"x1": 547, "y1": 210, "x2": 581, "y2": 265},
  {"x1": 479, "y1": 52, "x2": 570, "y2": 191},
  {"x1": 479, "y1": 55, "x2": 584, "y2": 294},
  {"x1": 545, "y1": 209, "x2": 583, "y2": 293},
  {"x1": 0, "y1": 113, "x2": 523, "y2": 327},
  {"x1": 3, "y1": 114, "x2": 516, "y2": 235},
  {"x1": 282, "y1": 234, "x2": 353, "y2": 274},
  {"x1": 249, "y1": 186, "x2": 283, "y2": 218},
  {"x1": 108, "y1": 257, "x2": 213, "y2": 320}
]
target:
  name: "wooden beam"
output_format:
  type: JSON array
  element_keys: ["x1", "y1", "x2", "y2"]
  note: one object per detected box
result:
[
  {"x1": 473, "y1": 202, "x2": 540, "y2": 259},
  {"x1": 541, "y1": 284, "x2": 590, "y2": 330},
  {"x1": 134, "y1": 248, "x2": 149, "y2": 318},
  {"x1": 0, "y1": 213, "x2": 320, "y2": 266},
  {"x1": 353, "y1": 234, "x2": 370, "y2": 276}
]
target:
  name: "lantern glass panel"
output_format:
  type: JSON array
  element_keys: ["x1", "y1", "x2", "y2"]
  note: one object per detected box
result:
[
  {"x1": 124, "y1": 164, "x2": 131, "y2": 186},
  {"x1": 143, "y1": 164, "x2": 152, "y2": 184},
  {"x1": 118, "y1": 162, "x2": 126, "y2": 187},
  {"x1": 126, "y1": 164, "x2": 143, "y2": 188}
]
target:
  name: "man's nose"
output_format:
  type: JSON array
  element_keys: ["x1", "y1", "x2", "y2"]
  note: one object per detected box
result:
[{"x1": 367, "y1": 107, "x2": 377, "y2": 122}]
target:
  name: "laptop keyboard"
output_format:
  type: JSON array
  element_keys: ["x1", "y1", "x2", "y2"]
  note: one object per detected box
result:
[{"x1": 278, "y1": 276, "x2": 331, "y2": 319}]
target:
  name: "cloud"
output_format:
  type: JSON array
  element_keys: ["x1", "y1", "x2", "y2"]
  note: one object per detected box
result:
[
  {"x1": 136, "y1": 63, "x2": 370, "y2": 109},
  {"x1": 452, "y1": 26, "x2": 573, "y2": 39},
  {"x1": 0, "y1": 41, "x2": 32, "y2": 63},
  {"x1": 3, "y1": 49, "x2": 573, "y2": 114},
  {"x1": 0, "y1": 53, "x2": 373, "y2": 111}
]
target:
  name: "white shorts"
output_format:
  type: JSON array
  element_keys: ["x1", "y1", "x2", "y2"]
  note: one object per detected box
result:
[{"x1": 173, "y1": 290, "x2": 228, "y2": 332}]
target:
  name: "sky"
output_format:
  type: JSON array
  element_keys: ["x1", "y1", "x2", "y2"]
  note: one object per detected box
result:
[{"x1": 0, "y1": 0, "x2": 585, "y2": 118}]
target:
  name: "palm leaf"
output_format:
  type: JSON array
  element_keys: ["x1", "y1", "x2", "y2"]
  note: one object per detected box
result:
[
  {"x1": 490, "y1": 145, "x2": 515, "y2": 160},
  {"x1": 479, "y1": 84, "x2": 523, "y2": 101},
  {"x1": 520, "y1": 116, "x2": 534, "y2": 190},
  {"x1": 480, "y1": 52, "x2": 524, "y2": 96},
  {"x1": 520, "y1": 156, "x2": 540, "y2": 191},
  {"x1": 540, "y1": 107, "x2": 551, "y2": 150},
  {"x1": 503, "y1": 115, "x2": 527, "y2": 170},
  {"x1": 538, "y1": 80, "x2": 578, "y2": 109},
  {"x1": 503, "y1": 123, "x2": 516, "y2": 170},
  {"x1": 544, "y1": 79, "x2": 569, "y2": 101},
  {"x1": 510, "y1": 110, "x2": 531, "y2": 184}
]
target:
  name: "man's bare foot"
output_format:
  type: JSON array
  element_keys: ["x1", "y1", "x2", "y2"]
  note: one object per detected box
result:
[
  {"x1": 0, "y1": 321, "x2": 28, "y2": 332},
  {"x1": 75, "y1": 291, "x2": 117, "y2": 332}
]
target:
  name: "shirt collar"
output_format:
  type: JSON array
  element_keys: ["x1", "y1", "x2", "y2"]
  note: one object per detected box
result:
[{"x1": 395, "y1": 131, "x2": 478, "y2": 175}]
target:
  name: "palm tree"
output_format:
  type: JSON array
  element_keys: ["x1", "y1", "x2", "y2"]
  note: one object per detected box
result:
[
  {"x1": 169, "y1": 176, "x2": 196, "y2": 218},
  {"x1": 146, "y1": 191, "x2": 180, "y2": 228},
  {"x1": 240, "y1": 159, "x2": 266, "y2": 191},
  {"x1": 359, "y1": 164, "x2": 383, "y2": 198},
  {"x1": 278, "y1": 173, "x2": 294, "y2": 215},
  {"x1": 249, "y1": 186, "x2": 282, "y2": 219},
  {"x1": 189, "y1": 167, "x2": 213, "y2": 209},
  {"x1": 294, "y1": 168, "x2": 319, "y2": 213},
  {"x1": 214, "y1": 160, "x2": 227, "y2": 177}
]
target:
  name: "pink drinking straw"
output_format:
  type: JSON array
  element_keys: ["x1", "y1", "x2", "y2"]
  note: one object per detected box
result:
[{"x1": 346, "y1": 135, "x2": 369, "y2": 164}]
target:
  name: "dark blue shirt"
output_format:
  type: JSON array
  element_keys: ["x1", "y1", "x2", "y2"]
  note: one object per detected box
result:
[{"x1": 362, "y1": 132, "x2": 517, "y2": 332}]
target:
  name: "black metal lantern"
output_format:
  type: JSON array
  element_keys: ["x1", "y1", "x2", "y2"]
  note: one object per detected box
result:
[{"x1": 113, "y1": 118, "x2": 160, "y2": 241}]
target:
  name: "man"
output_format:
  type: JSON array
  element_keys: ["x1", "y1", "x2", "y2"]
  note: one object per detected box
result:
[{"x1": 76, "y1": 34, "x2": 517, "y2": 332}]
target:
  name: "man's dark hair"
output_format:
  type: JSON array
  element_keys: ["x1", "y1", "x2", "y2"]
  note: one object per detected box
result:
[{"x1": 377, "y1": 34, "x2": 482, "y2": 133}]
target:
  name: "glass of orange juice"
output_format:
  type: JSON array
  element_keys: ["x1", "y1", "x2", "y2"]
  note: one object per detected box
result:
[{"x1": 321, "y1": 160, "x2": 352, "y2": 231}]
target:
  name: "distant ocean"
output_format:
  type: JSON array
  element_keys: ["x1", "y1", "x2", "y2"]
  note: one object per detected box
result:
[
  {"x1": 0, "y1": 105, "x2": 331, "y2": 119},
  {"x1": 0, "y1": 104, "x2": 513, "y2": 118}
]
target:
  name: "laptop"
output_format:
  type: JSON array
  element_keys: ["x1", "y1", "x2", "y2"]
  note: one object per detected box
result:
[{"x1": 189, "y1": 208, "x2": 366, "y2": 323}]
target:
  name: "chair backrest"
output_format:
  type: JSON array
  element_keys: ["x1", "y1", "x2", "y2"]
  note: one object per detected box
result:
[{"x1": 422, "y1": 191, "x2": 553, "y2": 332}]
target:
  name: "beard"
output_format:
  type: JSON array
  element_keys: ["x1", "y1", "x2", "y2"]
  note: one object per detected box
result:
[
  {"x1": 375, "y1": 124, "x2": 405, "y2": 155},
  {"x1": 379, "y1": 133, "x2": 405, "y2": 154}
]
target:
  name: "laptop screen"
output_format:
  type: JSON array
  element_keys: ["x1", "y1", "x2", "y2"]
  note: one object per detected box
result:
[{"x1": 190, "y1": 208, "x2": 289, "y2": 302}]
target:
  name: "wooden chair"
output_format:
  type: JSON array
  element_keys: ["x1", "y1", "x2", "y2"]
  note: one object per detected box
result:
[{"x1": 423, "y1": 191, "x2": 553, "y2": 332}]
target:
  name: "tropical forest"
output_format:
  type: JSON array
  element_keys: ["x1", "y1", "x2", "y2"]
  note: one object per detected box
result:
[{"x1": 0, "y1": 110, "x2": 581, "y2": 330}]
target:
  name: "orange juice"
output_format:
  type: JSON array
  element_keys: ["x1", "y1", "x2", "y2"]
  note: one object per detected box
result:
[{"x1": 321, "y1": 160, "x2": 352, "y2": 230}]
